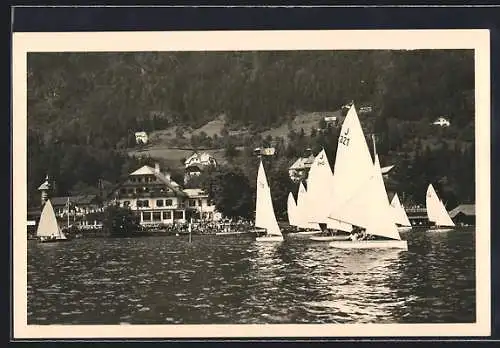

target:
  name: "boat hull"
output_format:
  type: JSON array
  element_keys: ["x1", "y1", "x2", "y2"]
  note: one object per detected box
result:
[
  {"x1": 37, "y1": 237, "x2": 69, "y2": 243},
  {"x1": 427, "y1": 227, "x2": 454, "y2": 233},
  {"x1": 310, "y1": 235, "x2": 351, "y2": 242},
  {"x1": 215, "y1": 231, "x2": 254, "y2": 236},
  {"x1": 329, "y1": 240, "x2": 408, "y2": 250},
  {"x1": 295, "y1": 231, "x2": 321, "y2": 235},
  {"x1": 255, "y1": 235, "x2": 284, "y2": 242},
  {"x1": 397, "y1": 226, "x2": 413, "y2": 233}
]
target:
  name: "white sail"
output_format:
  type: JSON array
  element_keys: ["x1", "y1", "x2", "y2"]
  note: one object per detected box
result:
[
  {"x1": 328, "y1": 105, "x2": 377, "y2": 226},
  {"x1": 365, "y1": 155, "x2": 402, "y2": 240},
  {"x1": 426, "y1": 184, "x2": 455, "y2": 227},
  {"x1": 296, "y1": 182, "x2": 321, "y2": 230},
  {"x1": 287, "y1": 192, "x2": 298, "y2": 227},
  {"x1": 390, "y1": 193, "x2": 412, "y2": 227},
  {"x1": 255, "y1": 161, "x2": 282, "y2": 236},
  {"x1": 36, "y1": 199, "x2": 67, "y2": 240},
  {"x1": 306, "y1": 149, "x2": 353, "y2": 232},
  {"x1": 327, "y1": 106, "x2": 401, "y2": 241}
]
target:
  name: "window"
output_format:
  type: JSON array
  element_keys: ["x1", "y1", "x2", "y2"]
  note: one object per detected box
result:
[
  {"x1": 156, "y1": 199, "x2": 164, "y2": 207},
  {"x1": 162, "y1": 211, "x2": 172, "y2": 220},
  {"x1": 165, "y1": 199, "x2": 173, "y2": 206},
  {"x1": 198, "y1": 199, "x2": 202, "y2": 207},
  {"x1": 137, "y1": 200, "x2": 149, "y2": 208},
  {"x1": 189, "y1": 199, "x2": 196, "y2": 207},
  {"x1": 152, "y1": 212, "x2": 161, "y2": 221},
  {"x1": 174, "y1": 211, "x2": 184, "y2": 220},
  {"x1": 143, "y1": 212, "x2": 151, "y2": 221}
]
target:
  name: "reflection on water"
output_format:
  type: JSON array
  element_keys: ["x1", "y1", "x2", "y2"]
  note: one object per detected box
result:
[{"x1": 27, "y1": 228, "x2": 475, "y2": 324}]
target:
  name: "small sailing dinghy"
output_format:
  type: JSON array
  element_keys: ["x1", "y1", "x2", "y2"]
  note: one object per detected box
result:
[
  {"x1": 254, "y1": 161, "x2": 284, "y2": 242},
  {"x1": 293, "y1": 181, "x2": 321, "y2": 235},
  {"x1": 305, "y1": 148, "x2": 353, "y2": 241},
  {"x1": 426, "y1": 184, "x2": 456, "y2": 232},
  {"x1": 36, "y1": 199, "x2": 68, "y2": 243},
  {"x1": 390, "y1": 193, "x2": 413, "y2": 232},
  {"x1": 326, "y1": 105, "x2": 408, "y2": 250}
]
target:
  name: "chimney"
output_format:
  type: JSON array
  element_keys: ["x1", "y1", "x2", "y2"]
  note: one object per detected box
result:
[{"x1": 155, "y1": 163, "x2": 160, "y2": 173}]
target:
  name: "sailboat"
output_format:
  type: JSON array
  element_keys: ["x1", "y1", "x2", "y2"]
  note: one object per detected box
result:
[
  {"x1": 293, "y1": 181, "x2": 321, "y2": 235},
  {"x1": 305, "y1": 148, "x2": 353, "y2": 242},
  {"x1": 36, "y1": 199, "x2": 68, "y2": 243},
  {"x1": 326, "y1": 105, "x2": 408, "y2": 250},
  {"x1": 390, "y1": 193, "x2": 413, "y2": 232},
  {"x1": 254, "y1": 161, "x2": 284, "y2": 242},
  {"x1": 426, "y1": 184, "x2": 456, "y2": 232}
]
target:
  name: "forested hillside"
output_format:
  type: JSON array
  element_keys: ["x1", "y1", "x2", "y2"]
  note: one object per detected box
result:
[{"x1": 27, "y1": 50, "x2": 475, "y2": 209}]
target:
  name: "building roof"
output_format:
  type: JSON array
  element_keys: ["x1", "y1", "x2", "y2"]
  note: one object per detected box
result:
[
  {"x1": 183, "y1": 188, "x2": 209, "y2": 198},
  {"x1": 129, "y1": 165, "x2": 185, "y2": 197},
  {"x1": 449, "y1": 204, "x2": 475, "y2": 218},
  {"x1": 37, "y1": 176, "x2": 51, "y2": 190},
  {"x1": 184, "y1": 151, "x2": 217, "y2": 166},
  {"x1": 289, "y1": 155, "x2": 315, "y2": 170},
  {"x1": 50, "y1": 195, "x2": 99, "y2": 207}
]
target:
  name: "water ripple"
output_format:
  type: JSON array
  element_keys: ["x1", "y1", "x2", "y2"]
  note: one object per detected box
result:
[{"x1": 27, "y1": 228, "x2": 475, "y2": 324}]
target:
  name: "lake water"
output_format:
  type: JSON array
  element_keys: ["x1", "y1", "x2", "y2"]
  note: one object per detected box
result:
[{"x1": 27, "y1": 227, "x2": 475, "y2": 324}]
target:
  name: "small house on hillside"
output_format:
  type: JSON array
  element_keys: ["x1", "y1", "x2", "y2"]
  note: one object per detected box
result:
[
  {"x1": 254, "y1": 147, "x2": 276, "y2": 157},
  {"x1": 432, "y1": 117, "x2": 451, "y2": 127},
  {"x1": 449, "y1": 204, "x2": 475, "y2": 226},
  {"x1": 184, "y1": 151, "x2": 217, "y2": 184},
  {"x1": 323, "y1": 116, "x2": 338, "y2": 126},
  {"x1": 288, "y1": 152, "x2": 316, "y2": 183},
  {"x1": 135, "y1": 131, "x2": 149, "y2": 145}
]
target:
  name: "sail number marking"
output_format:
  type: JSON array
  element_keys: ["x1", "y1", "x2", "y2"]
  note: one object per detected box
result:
[
  {"x1": 339, "y1": 128, "x2": 350, "y2": 146},
  {"x1": 339, "y1": 135, "x2": 350, "y2": 146}
]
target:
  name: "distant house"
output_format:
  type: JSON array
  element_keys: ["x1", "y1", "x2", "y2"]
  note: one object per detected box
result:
[
  {"x1": 288, "y1": 153, "x2": 316, "y2": 183},
  {"x1": 183, "y1": 188, "x2": 221, "y2": 221},
  {"x1": 254, "y1": 147, "x2": 276, "y2": 156},
  {"x1": 359, "y1": 106, "x2": 373, "y2": 114},
  {"x1": 135, "y1": 131, "x2": 149, "y2": 144},
  {"x1": 449, "y1": 204, "x2": 475, "y2": 226},
  {"x1": 432, "y1": 117, "x2": 451, "y2": 127},
  {"x1": 184, "y1": 151, "x2": 217, "y2": 184},
  {"x1": 323, "y1": 116, "x2": 337, "y2": 126},
  {"x1": 51, "y1": 195, "x2": 102, "y2": 217}
]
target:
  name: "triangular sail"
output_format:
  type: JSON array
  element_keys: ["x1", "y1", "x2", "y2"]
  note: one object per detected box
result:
[
  {"x1": 328, "y1": 105, "x2": 377, "y2": 225},
  {"x1": 306, "y1": 149, "x2": 353, "y2": 232},
  {"x1": 426, "y1": 184, "x2": 455, "y2": 227},
  {"x1": 390, "y1": 193, "x2": 412, "y2": 227},
  {"x1": 255, "y1": 161, "x2": 282, "y2": 236},
  {"x1": 327, "y1": 106, "x2": 401, "y2": 240},
  {"x1": 296, "y1": 182, "x2": 321, "y2": 230},
  {"x1": 36, "y1": 199, "x2": 67, "y2": 239},
  {"x1": 287, "y1": 192, "x2": 298, "y2": 227},
  {"x1": 365, "y1": 155, "x2": 402, "y2": 240}
]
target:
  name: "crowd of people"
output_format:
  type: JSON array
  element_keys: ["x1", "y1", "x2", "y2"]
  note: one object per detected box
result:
[{"x1": 142, "y1": 218, "x2": 255, "y2": 235}]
